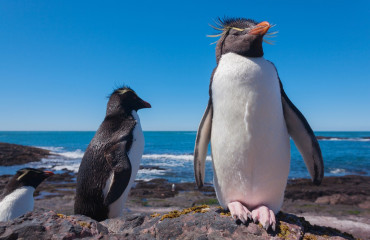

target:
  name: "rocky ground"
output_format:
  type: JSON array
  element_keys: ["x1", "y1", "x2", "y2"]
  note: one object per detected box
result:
[
  {"x1": 0, "y1": 207, "x2": 357, "y2": 239},
  {"x1": 1, "y1": 172, "x2": 369, "y2": 239},
  {"x1": 0, "y1": 143, "x2": 369, "y2": 239}
]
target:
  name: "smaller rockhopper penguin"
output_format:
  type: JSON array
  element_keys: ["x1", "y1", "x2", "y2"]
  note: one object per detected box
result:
[
  {"x1": 74, "y1": 87, "x2": 151, "y2": 221},
  {"x1": 0, "y1": 168, "x2": 54, "y2": 222}
]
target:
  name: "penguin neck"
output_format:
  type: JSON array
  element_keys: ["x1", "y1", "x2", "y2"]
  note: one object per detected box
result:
[
  {"x1": 106, "y1": 108, "x2": 134, "y2": 119},
  {"x1": 216, "y1": 35, "x2": 264, "y2": 63},
  {"x1": 0, "y1": 186, "x2": 34, "y2": 205},
  {"x1": 1, "y1": 178, "x2": 26, "y2": 199},
  {"x1": 131, "y1": 110, "x2": 140, "y2": 122}
]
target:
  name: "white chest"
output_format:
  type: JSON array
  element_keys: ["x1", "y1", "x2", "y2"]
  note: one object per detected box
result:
[
  {"x1": 210, "y1": 53, "x2": 290, "y2": 213},
  {"x1": 211, "y1": 53, "x2": 284, "y2": 149},
  {"x1": 212, "y1": 53, "x2": 280, "y2": 117},
  {"x1": 128, "y1": 110, "x2": 145, "y2": 174},
  {"x1": 0, "y1": 186, "x2": 35, "y2": 222}
]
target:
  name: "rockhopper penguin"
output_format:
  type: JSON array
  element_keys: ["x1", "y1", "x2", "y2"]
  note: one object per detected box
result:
[
  {"x1": 194, "y1": 17, "x2": 324, "y2": 230},
  {"x1": 0, "y1": 168, "x2": 54, "y2": 222},
  {"x1": 74, "y1": 87, "x2": 151, "y2": 221}
]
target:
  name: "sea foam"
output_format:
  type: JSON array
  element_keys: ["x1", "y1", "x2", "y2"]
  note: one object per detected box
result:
[{"x1": 142, "y1": 154, "x2": 212, "y2": 161}]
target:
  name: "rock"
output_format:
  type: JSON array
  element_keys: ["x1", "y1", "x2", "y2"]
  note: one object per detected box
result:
[
  {"x1": 0, "y1": 142, "x2": 51, "y2": 166},
  {"x1": 285, "y1": 175, "x2": 370, "y2": 202},
  {"x1": 359, "y1": 200, "x2": 370, "y2": 209},
  {"x1": 315, "y1": 194, "x2": 368, "y2": 206},
  {"x1": 0, "y1": 209, "x2": 108, "y2": 239},
  {"x1": 130, "y1": 178, "x2": 178, "y2": 199},
  {"x1": 0, "y1": 207, "x2": 354, "y2": 239},
  {"x1": 101, "y1": 207, "x2": 355, "y2": 239},
  {"x1": 139, "y1": 165, "x2": 167, "y2": 171}
]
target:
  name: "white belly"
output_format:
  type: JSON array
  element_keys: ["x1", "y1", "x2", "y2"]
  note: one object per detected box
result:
[
  {"x1": 0, "y1": 186, "x2": 34, "y2": 222},
  {"x1": 211, "y1": 53, "x2": 290, "y2": 213},
  {"x1": 104, "y1": 111, "x2": 144, "y2": 218}
]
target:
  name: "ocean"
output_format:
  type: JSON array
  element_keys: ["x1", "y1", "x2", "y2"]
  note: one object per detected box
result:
[{"x1": 0, "y1": 131, "x2": 369, "y2": 183}]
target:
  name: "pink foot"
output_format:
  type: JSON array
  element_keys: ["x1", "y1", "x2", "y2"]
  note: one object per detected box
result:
[
  {"x1": 251, "y1": 206, "x2": 276, "y2": 231},
  {"x1": 227, "y1": 201, "x2": 252, "y2": 224}
]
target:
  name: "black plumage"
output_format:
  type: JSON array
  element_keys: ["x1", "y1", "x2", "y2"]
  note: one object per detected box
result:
[{"x1": 74, "y1": 87, "x2": 150, "y2": 221}]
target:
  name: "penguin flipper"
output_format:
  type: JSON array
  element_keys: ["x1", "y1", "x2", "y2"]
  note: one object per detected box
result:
[
  {"x1": 280, "y1": 82, "x2": 324, "y2": 185},
  {"x1": 194, "y1": 99, "x2": 213, "y2": 189},
  {"x1": 103, "y1": 141, "x2": 132, "y2": 206}
]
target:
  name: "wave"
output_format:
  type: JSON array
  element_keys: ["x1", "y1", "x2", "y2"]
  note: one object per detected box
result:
[
  {"x1": 37, "y1": 146, "x2": 65, "y2": 152},
  {"x1": 138, "y1": 168, "x2": 166, "y2": 175},
  {"x1": 53, "y1": 163, "x2": 81, "y2": 172},
  {"x1": 37, "y1": 146, "x2": 85, "y2": 158},
  {"x1": 57, "y1": 149, "x2": 84, "y2": 159},
  {"x1": 317, "y1": 136, "x2": 370, "y2": 142},
  {"x1": 329, "y1": 168, "x2": 347, "y2": 174},
  {"x1": 142, "y1": 154, "x2": 212, "y2": 161}
]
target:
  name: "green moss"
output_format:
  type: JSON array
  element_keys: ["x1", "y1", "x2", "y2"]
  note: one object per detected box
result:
[
  {"x1": 220, "y1": 212, "x2": 231, "y2": 216},
  {"x1": 216, "y1": 206, "x2": 231, "y2": 216},
  {"x1": 200, "y1": 198, "x2": 219, "y2": 205},
  {"x1": 57, "y1": 213, "x2": 66, "y2": 218},
  {"x1": 277, "y1": 223, "x2": 291, "y2": 239},
  {"x1": 57, "y1": 213, "x2": 91, "y2": 229},
  {"x1": 160, "y1": 205, "x2": 210, "y2": 221},
  {"x1": 347, "y1": 210, "x2": 361, "y2": 215},
  {"x1": 303, "y1": 234, "x2": 317, "y2": 240},
  {"x1": 77, "y1": 221, "x2": 91, "y2": 228},
  {"x1": 151, "y1": 213, "x2": 161, "y2": 218}
]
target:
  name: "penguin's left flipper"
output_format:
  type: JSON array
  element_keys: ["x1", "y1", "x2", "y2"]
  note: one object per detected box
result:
[
  {"x1": 280, "y1": 82, "x2": 324, "y2": 185},
  {"x1": 194, "y1": 99, "x2": 213, "y2": 189},
  {"x1": 103, "y1": 141, "x2": 132, "y2": 206}
]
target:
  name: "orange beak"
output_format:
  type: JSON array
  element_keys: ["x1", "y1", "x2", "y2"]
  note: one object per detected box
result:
[
  {"x1": 249, "y1": 21, "x2": 271, "y2": 35},
  {"x1": 43, "y1": 171, "x2": 54, "y2": 177}
]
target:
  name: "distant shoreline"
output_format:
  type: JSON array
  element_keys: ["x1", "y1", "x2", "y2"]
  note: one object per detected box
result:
[{"x1": 0, "y1": 142, "x2": 51, "y2": 166}]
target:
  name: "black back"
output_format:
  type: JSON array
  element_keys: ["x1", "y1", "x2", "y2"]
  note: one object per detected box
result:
[{"x1": 74, "y1": 87, "x2": 150, "y2": 221}]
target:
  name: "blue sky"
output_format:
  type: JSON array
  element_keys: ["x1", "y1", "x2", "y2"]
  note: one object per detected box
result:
[{"x1": 0, "y1": 0, "x2": 369, "y2": 131}]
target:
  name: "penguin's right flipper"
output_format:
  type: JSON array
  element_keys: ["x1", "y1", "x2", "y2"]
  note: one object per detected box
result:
[
  {"x1": 280, "y1": 82, "x2": 324, "y2": 185},
  {"x1": 103, "y1": 141, "x2": 132, "y2": 206},
  {"x1": 194, "y1": 99, "x2": 213, "y2": 189}
]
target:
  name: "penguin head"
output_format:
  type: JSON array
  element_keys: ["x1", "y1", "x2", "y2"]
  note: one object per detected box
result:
[
  {"x1": 9, "y1": 168, "x2": 54, "y2": 190},
  {"x1": 107, "y1": 87, "x2": 151, "y2": 115},
  {"x1": 211, "y1": 17, "x2": 274, "y2": 61}
]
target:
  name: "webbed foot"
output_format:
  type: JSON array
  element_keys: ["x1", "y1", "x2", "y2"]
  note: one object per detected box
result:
[
  {"x1": 227, "y1": 201, "x2": 252, "y2": 224},
  {"x1": 251, "y1": 205, "x2": 276, "y2": 231}
]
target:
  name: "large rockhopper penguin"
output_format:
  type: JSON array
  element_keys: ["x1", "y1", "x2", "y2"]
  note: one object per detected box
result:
[
  {"x1": 0, "y1": 168, "x2": 54, "y2": 222},
  {"x1": 74, "y1": 87, "x2": 151, "y2": 221},
  {"x1": 194, "y1": 17, "x2": 324, "y2": 230}
]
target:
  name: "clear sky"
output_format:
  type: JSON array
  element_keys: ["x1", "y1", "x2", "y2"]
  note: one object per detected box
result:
[{"x1": 0, "y1": 0, "x2": 369, "y2": 131}]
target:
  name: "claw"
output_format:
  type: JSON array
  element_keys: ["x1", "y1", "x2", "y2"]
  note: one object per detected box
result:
[
  {"x1": 227, "y1": 201, "x2": 252, "y2": 225},
  {"x1": 253, "y1": 216, "x2": 258, "y2": 223},
  {"x1": 251, "y1": 206, "x2": 276, "y2": 231}
]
